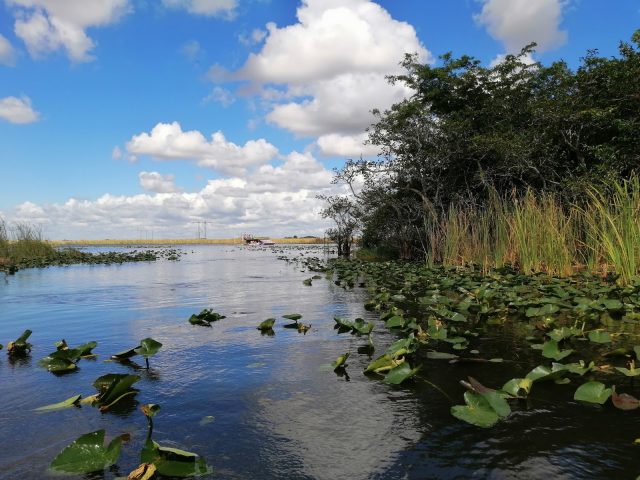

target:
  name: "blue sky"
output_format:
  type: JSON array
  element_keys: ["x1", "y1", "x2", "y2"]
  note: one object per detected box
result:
[{"x1": 0, "y1": 0, "x2": 638, "y2": 239}]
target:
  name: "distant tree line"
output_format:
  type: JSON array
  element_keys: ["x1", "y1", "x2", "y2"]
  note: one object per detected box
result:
[{"x1": 322, "y1": 30, "x2": 640, "y2": 261}]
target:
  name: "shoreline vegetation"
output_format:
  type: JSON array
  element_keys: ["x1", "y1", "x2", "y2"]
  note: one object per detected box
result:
[
  {"x1": 51, "y1": 237, "x2": 325, "y2": 246},
  {"x1": 321, "y1": 31, "x2": 640, "y2": 286}
]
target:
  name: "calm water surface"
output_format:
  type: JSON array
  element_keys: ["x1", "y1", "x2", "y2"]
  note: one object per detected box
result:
[{"x1": 0, "y1": 245, "x2": 638, "y2": 479}]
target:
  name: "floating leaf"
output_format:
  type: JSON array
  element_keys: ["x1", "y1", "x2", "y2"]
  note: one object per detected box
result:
[
  {"x1": 282, "y1": 313, "x2": 302, "y2": 321},
  {"x1": 615, "y1": 360, "x2": 640, "y2": 377},
  {"x1": 542, "y1": 340, "x2": 573, "y2": 361},
  {"x1": 385, "y1": 315, "x2": 405, "y2": 328},
  {"x1": 141, "y1": 439, "x2": 212, "y2": 478},
  {"x1": 92, "y1": 374, "x2": 141, "y2": 411},
  {"x1": 451, "y1": 391, "x2": 499, "y2": 428},
  {"x1": 501, "y1": 378, "x2": 532, "y2": 397},
  {"x1": 384, "y1": 362, "x2": 422, "y2": 385},
  {"x1": 364, "y1": 354, "x2": 403, "y2": 374},
  {"x1": 331, "y1": 352, "x2": 350, "y2": 370},
  {"x1": 49, "y1": 430, "x2": 122, "y2": 474},
  {"x1": 573, "y1": 381, "x2": 612, "y2": 405},
  {"x1": 548, "y1": 327, "x2": 574, "y2": 342},
  {"x1": 7, "y1": 329, "x2": 32, "y2": 356},
  {"x1": 526, "y1": 365, "x2": 566, "y2": 383},
  {"x1": 38, "y1": 355, "x2": 78, "y2": 373},
  {"x1": 76, "y1": 341, "x2": 98, "y2": 357},
  {"x1": 588, "y1": 330, "x2": 612, "y2": 344},
  {"x1": 112, "y1": 347, "x2": 138, "y2": 361},
  {"x1": 426, "y1": 351, "x2": 459, "y2": 360},
  {"x1": 611, "y1": 386, "x2": 639, "y2": 411},
  {"x1": 257, "y1": 318, "x2": 276, "y2": 331},
  {"x1": 526, "y1": 304, "x2": 560, "y2": 317},
  {"x1": 189, "y1": 309, "x2": 225, "y2": 326},
  {"x1": 35, "y1": 395, "x2": 82, "y2": 412},
  {"x1": 465, "y1": 377, "x2": 510, "y2": 418},
  {"x1": 302, "y1": 278, "x2": 312, "y2": 286},
  {"x1": 634, "y1": 346, "x2": 640, "y2": 361}
]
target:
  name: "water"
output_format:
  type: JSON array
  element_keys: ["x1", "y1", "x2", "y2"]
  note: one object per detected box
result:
[{"x1": 0, "y1": 245, "x2": 638, "y2": 479}]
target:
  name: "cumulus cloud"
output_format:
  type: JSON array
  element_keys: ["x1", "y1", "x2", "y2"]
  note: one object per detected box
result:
[
  {"x1": 239, "y1": 28, "x2": 267, "y2": 46},
  {"x1": 125, "y1": 122, "x2": 278, "y2": 176},
  {"x1": 2, "y1": 151, "x2": 341, "y2": 239},
  {"x1": 233, "y1": 0, "x2": 429, "y2": 156},
  {"x1": 162, "y1": 0, "x2": 237, "y2": 18},
  {"x1": 0, "y1": 34, "x2": 17, "y2": 66},
  {"x1": 7, "y1": 0, "x2": 130, "y2": 62},
  {"x1": 139, "y1": 171, "x2": 181, "y2": 193},
  {"x1": 0, "y1": 95, "x2": 40, "y2": 124},
  {"x1": 474, "y1": 0, "x2": 567, "y2": 56},
  {"x1": 316, "y1": 132, "x2": 379, "y2": 157}
]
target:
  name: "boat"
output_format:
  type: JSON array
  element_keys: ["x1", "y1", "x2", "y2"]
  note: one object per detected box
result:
[{"x1": 242, "y1": 234, "x2": 275, "y2": 246}]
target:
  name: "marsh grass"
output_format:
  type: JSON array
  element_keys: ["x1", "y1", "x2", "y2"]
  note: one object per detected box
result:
[
  {"x1": 0, "y1": 218, "x2": 55, "y2": 269},
  {"x1": 425, "y1": 177, "x2": 640, "y2": 283}
]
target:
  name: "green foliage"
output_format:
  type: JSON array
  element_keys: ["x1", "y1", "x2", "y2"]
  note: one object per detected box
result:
[{"x1": 49, "y1": 430, "x2": 123, "y2": 474}]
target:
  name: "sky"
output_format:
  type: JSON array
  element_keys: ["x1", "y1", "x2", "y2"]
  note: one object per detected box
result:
[{"x1": 0, "y1": 0, "x2": 638, "y2": 240}]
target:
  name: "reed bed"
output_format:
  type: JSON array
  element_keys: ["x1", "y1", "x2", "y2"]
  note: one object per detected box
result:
[{"x1": 424, "y1": 177, "x2": 640, "y2": 284}]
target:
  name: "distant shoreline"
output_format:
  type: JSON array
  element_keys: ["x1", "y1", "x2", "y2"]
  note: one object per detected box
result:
[{"x1": 51, "y1": 237, "x2": 326, "y2": 246}]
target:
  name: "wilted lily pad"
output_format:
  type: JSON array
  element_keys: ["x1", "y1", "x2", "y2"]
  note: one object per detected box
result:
[
  {"x1": 7, "y1": 329, "x2": 32, "y2": 356},
  {"x1": 611, "y1": 386, "x2": 639, "y2": 410},
  {"x1": 49, "y1": 429, "x2": 123, "y2": 474},
  {"x1": 574, "y1": 381, "x2": 612, "y2": 405}
]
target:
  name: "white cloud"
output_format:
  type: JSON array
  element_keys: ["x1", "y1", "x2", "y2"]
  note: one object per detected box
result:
[
  {"x1": 3, "y1": 151, "x2": 342, "y2": 239},
  {"x1": 233, "y1": 0, "x2": 429, "y2": 156},
  {"x1": 7, "y1": 0, "x2": 130, "y2": 62},
  {"x1": 0, "y1": 95, "x2": 40, "y2": 124},
  {"x1": 139, "y1": 171, "x2": 181, "y2": 193},
  {"x1": 0, "y1": 34, "x2": 17, "y2": 66},
  {"x1": 162, "y1": 0, "x2": 237, "y2": 18},
  {"x1": 316, "y1": 132, "x2": 379, "y2": 157},
  {"x1": 181, "y1": 39, "x2": 201, "y2": 61},
  {"x1": 474, "y1": 0, "x2": 567, "y2": 55},
  {"x1": 239, "y1": 28, "x2": 267, "y2": 46},
  {"x1": 111, "y1": 145, "x2": 123, "y2": 160},
  {"x1": 203, "y1": 86, "x2": 235, "y2": 107},
  {"x1": 125, "y1": 122, "x2": 279, "y2": 176}
]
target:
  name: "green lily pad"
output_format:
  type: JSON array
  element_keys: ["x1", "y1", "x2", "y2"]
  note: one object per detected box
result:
[
  {"x1": 588, "y1": 330, "x2": 612, "y2": 344},
  {"x1": 426, "y1": 351, "x2": 459, "y2": 360},
  {"x1": 451, "y1": 391, "x2": 499, "y2": 428},
  {"x1": 76, "y1": 341, "x2": 98, "y2": 356},
  {"x1": 385, "y1": 315, "x2": 405, "y2": 328},
  {"x1": 573, "y1": 381, "x2": 612, "y2": 405},
  {"x1": 111, "y1": 347, "x2": 138, "y2": 360},
  {"x1": 92, "y1": 374, "x2": 141, "y2": 411},
  {"x1": 364, "y1": 354, "x2": 403, "y2": 373},
  {"x1": 541, "y1": 340, "x2": 573, "y2": 361},
  {"x1": 257, "y1": 318, "x2": 276, "y2": 331},
  {"x1": 384, "y1": 362, "x2": 422, "y2": 385},
  {"x1": 141, "y1": 439, "x2": 212, "y2": 477},
  {"x1": 548, "y1": 327, "x2": 574, "y2": 342},
  {"x1": 501, "y1": 377, "x2": 532, "y2": 397},
  {"x1": 634, "y1": 346, "x2": 640, "y2": 361},
  {"x1": 331, "y1": 352, "x2": 350, "y2": 369},
  {"x1": 49, "y1": 430, "x2": 123, "y2": 474},
  {"x1": 525, "y1": 365, "x2": 566, "y2": 383},
  {"x1": 282, "y1": 313, "x2": 302, "y2": 321},
  {"x1": 526, "y1": 304, "x2": 560, "y2": 317},
  {"x1": 135, "y1": 338, "x2": 163, "y2": 358},
  {"x1": 7, "y1": 329, "x2": 33, "y2": 356},
  {"x1": 38, "y1": 355, "x2": 78, "y2": 373},
  {"x1": 35, "y1": 395, "x2": 82, "y2": 412}
]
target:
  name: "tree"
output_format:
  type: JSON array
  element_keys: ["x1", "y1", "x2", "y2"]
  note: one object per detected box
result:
[{"x1": 319, "y1": 196, "x2": 359, "y2": 258}]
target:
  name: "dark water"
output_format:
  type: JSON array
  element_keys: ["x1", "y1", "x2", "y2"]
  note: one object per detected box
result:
[{"x1": 0, "y1": 246, "x2": 638, "y2": 480}]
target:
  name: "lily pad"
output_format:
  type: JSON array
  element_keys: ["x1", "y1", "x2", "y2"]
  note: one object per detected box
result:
[
  {"x1": 257, "y1": 318, "x2": 276, "y2": 331},
  {"x1": 111, "y1": 347, "x2": 138, "y2": 361},
  {"x1": 385, "y1": 315, "x2": 405, "y2": 328},
  {"x1": 501, "y1": 377, "x2": 532, "y2": 397},
  {"x1": 426, "y1": 351, "x2": 459, "y2": 360},
  {"x1": 7, "y1": 329, "x2": 32, "y2": 356},
  {"x1": 384, "y1": 362, "x2": 422, "y2": 385},
  {"x1": 282, "y1": 313, "x2": 302, "y2": 321},
  {"x1": 611, "y1": 386, "x2": 639, "y2": 410},
  {"x1": 364, "y1": 354, "x2": 403, "y2": 374},
  {"x1": 588, "y1": 330, "x2": 612, "y2": 344},
  {"x1": 92, "y1": 373, "x2": 141, "y2": 411},
  {"x1": 451, "y1": 391, "x2": 499, "y2": 428},
  {"x1": 135, "y1": 338, "x2": 163, "y2": 362},
  {"x1": 331, "y1": 352, "x2": 350, "y2": 370},
  {"x1": 141, "y1": 439, "x2": 212, "y2": 477},
  {"x1": 35, "y1": 395, "x2": 82, "y2": 412},
  {"x1": 526, "y1": 304, "x2": 560, "y2": 317},
  {"x1": 49, "y1": 430, "x2": 122, "y2": 474},
  {"x1": 541, "y1": 340, "x2": 573, "y2": 361},
  {"x1": 573, "y1": 381, "x2": 612, "y2": 405}
]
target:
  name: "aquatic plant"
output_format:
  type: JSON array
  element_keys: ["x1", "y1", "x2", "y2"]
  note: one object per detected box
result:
[
  {"x1": 257, "y1": 317, "x2": 276, "y2": 331},
  {"x1": 6, "y1": 329, "x2": 32, "y2": 356},
  {"x1": 189, "y1": 309, "x2": 226, "y2": 326},
  {"x1": 49, "y1": 430, "x2": 124, "y2": 475}
]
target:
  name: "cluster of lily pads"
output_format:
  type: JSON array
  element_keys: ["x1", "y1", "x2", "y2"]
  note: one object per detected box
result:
[
  {"x1": 4, "y1": 327, "x2": 212, "y2": 478},
  {"x1": 303, "y1": 257, "x2": 640, "y2": 429},
  {"x1": 257, "y1": 313, "x2": 311, "y2": 334}
]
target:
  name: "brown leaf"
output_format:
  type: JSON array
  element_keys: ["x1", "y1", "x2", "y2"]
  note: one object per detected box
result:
[
  {"x1": 468, "y1": 376, "x2": 494, "y2": 395},
  {"x1": 127, "y1": 463, "x2": 156, "y2": 480},
  {"x1": 611, "y1": 386, "x2": 640, "y2": 411}
]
